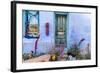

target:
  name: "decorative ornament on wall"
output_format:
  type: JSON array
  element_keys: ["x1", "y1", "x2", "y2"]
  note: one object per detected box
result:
[{"x1": 45, "y1": 22, "x2": 49, "y2": 36}]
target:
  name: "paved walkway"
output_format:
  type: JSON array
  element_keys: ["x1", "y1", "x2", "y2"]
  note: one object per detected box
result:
[{"x1": 24, "y1": 54, "x2": 51, "y2": 63}]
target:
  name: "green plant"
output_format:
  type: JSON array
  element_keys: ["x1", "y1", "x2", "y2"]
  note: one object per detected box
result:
[
  {"x1": 23, "y1": 53, "x2": 30, "y2": 61},
  {"x1": 67, "y1": 38, "x2": 85, "y2": 60},
  {"x1": 67, "y1": 46, "x2": 83, "y2": 60}
]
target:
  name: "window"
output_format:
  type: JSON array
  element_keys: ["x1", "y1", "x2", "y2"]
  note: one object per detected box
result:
[{"x1": 23, "y1": 10, "x2": 39, "y2": 38}]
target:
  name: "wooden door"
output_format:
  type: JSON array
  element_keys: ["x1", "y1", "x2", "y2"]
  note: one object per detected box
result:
[{"x1": 55, "y1": 14, "x2": 67, "y2": 48}]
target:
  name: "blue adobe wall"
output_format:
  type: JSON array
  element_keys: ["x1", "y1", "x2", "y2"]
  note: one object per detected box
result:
[
  {"x1": 68, "y1": 13, "x2": 91, "y2": 49},
  {"x1": 22, "y1": 11, "x2": 91, "y2": 54}
]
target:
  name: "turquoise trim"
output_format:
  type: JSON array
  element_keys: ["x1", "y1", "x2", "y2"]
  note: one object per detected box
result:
[
  {"x1": 38, "y1": 11, "x2": 40, "y2": 33},
  {"x1": 66, "y1": 13, "x2": 70, "y2": 50}
]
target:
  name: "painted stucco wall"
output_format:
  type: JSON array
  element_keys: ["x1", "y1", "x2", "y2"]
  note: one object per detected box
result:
[
  {"x1": 36, "y1": 11, "x2": 55, "y2": 54},
  {"x1": 68, "y1": 13, "x2": 91, "y2": 49},
  {"x1": 23, "y1": 11, "x2": 55, "y2": 54},
  {"x1": 23, "y1": 11, "x2": 91, "y2": 54}
]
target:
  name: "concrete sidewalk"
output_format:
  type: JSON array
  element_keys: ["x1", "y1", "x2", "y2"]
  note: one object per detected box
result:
[{"x1": 24, "y1": 54, "x2": 51, "y2": 63}]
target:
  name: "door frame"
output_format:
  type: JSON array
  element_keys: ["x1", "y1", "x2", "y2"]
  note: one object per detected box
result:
[{"x1": 54, "y1": 12, "x2": 68, "y2": 48}]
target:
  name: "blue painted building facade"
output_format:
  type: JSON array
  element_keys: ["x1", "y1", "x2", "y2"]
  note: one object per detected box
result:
[{"x1": 22, "y1": 10, "x2": 91, "y2": 55}]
